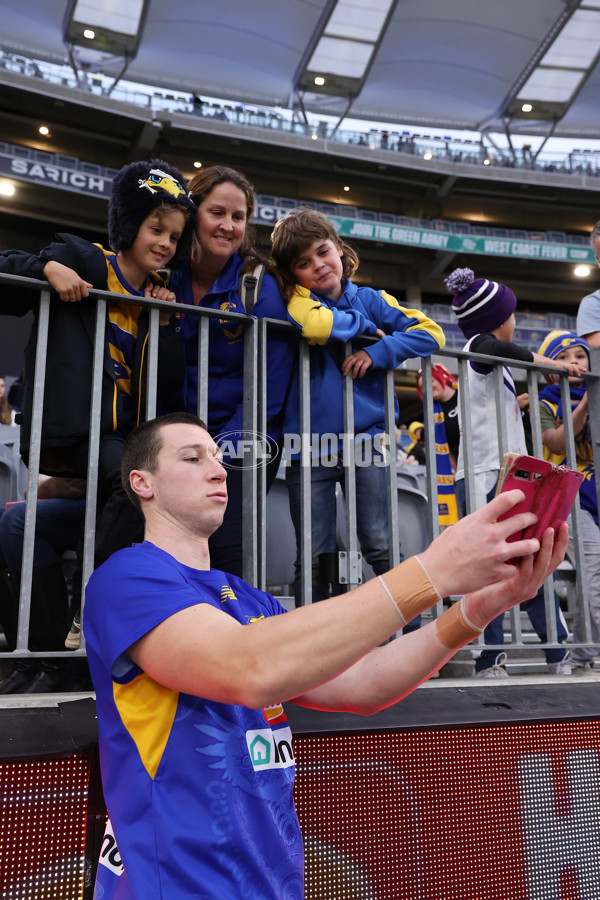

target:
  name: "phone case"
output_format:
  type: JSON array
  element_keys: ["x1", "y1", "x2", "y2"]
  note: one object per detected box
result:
[{"x1": 495, "y1": 452, "x2": 583, "y2": 544}]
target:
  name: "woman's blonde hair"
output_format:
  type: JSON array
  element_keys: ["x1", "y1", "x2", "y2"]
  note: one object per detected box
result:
[{"x1": 271, "y1": 208, "x2": 359, "y2": 300}]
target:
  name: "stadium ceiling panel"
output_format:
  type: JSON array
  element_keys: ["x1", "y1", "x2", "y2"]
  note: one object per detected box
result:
[{"x1": 1, "y1": 0, "x2": 599, "y2": 137}]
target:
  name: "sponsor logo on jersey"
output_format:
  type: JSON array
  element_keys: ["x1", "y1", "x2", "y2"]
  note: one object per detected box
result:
[
  {"x1": 263, "y1": 703, "x2": 287, "y2": 726},
  {"x1": 97, "y1": 818, "x2": 124, "y2": 876},
  {"x1": 246, "y1": 726, "x2": 295, "y2": 771},
  {"x1": 220, "y1": 585, "x2": 236, "y2": 603}
]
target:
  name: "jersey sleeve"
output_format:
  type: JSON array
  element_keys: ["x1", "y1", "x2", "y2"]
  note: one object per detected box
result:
[
  {"x1": 362, "y1": 291, "x2": 446, "y2": 369},
  {"x1": 84, "y1": 548, "x2": 213, "y2": 675},
  {"x1": 471, "y1": 332, "x2": 534, "y2": 362},
  {"x1": 84, "y1": 546, "x2": 288, "y2": 679},
  {"x1": 286, "y1": 285, "x2": 379, "y2": 346}
]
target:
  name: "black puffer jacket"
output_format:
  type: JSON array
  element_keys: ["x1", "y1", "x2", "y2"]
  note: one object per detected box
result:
[{"x1": 0, "y1": 233, "x2": 185, "y2": 473}]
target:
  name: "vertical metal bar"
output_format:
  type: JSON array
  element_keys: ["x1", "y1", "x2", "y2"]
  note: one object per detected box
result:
[
  {"x1": 197, "y1": 314, "x2": 209, "y2": 423},
  {"x1": 242, "y1": 317, "x2": 258, "y2": 586},
  {"x1": 493, "y1": 363, "x2": 510, "y2": 464},
  {"x1": 299, "y1": 341, "x2": 312, "y2": 606},
  {"x1": 420, "y1": 358, "x2": 439, "y2": 542},
  {"x1": 16, "y1": 290, "x2": 50, "y2": 650},
  {"x1": 527, "y1": 370, "x2": 543, "y2": 458},
  {"x1": 457, "y1": 355, "x2": 476, "y2": 514},
  {"x1": 456, "y1": 352, "x2": 482, "y2": 650},
  {"x1": 341, "y1": 340, "x2": 359, "y2": 589},
  {"x1": 587, "y1": 350, "x2": 600, "y2": 524},
  {"x1": 560, "y1": 369, "x2": 589, "y2": 642},
  {"x1": 145, "y1": 306, "x2": 159, "y2": 420},
  {"x1": 419, "y1": 357, "x2": 442, "y2": 620},
  {"x1": 493, "y1": 362, "x2": 523, "y2": 647},
  {"x1": 585, "y1": 359, "x2": 600, "y2": 653},
  {"x1": 79, "y1": 299, "x2": 107, "y2": 648},
  {"x1": 256, "y1": 318, "x2": 268, "y2": 591},
  {"x1": 527, "y1": 371, "x2": 558, "y2": 646},
  {"x1": 384, "y1": 367, "x2": 400, "y2": 567}
]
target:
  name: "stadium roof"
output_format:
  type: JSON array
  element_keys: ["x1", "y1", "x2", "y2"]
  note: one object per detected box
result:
[{"x1": 3, "y1": 0, "x2": 600, "y2": 140}]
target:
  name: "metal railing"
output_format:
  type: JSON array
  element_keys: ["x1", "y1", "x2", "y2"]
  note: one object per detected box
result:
[{"x1": 1, "y1": 271, "x2": 599, "y2": 669}]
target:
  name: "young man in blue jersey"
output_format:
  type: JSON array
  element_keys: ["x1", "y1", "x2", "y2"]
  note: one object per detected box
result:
[{"x1": 84, "y1": 412, "x2": 567, "y2": 900}]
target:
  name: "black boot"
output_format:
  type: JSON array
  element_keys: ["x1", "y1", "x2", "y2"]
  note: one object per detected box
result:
[
  {"x1": 0, "y1": 659, "x2": 38, "y2": 694},
  {"x1": 7, "y1": 564, "x2": 71, "y2": 651},
  {"x1": 21, "y1": 660, "x2": 63, "y2": 694},
  {"x1": 0, "y1": 567, "x2": 19, "y2": 650}
]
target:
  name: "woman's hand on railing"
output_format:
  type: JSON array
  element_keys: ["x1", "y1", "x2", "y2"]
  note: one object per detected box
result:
[{"x1": 42, "y1": 260, "x2": 93, "y2": 302}]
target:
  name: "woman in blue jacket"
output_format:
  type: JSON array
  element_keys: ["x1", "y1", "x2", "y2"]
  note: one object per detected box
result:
[{"x1": 169, "y1": 166, "x2": 295, "y2": 576}]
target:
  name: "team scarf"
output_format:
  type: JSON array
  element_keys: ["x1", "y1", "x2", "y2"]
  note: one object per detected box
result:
[
  {"x1": 434, "y1": 400, "x2": 459, "y2": 526},
  {"x1": 538, "y1": 382, "x2": 597, "y2": 522}
]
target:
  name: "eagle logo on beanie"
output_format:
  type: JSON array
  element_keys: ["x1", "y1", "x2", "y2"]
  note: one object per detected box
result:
[
  {"x1": 108, "y1": 158, "x2": 196, "y2": 268},
  {"x1": 138, "y1": 168, "x2": 185, "y2": 199}
]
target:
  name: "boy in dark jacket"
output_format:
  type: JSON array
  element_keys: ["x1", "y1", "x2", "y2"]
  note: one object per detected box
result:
[{"x1": 0, "y1": 159, "x2": 195, "y2": 660}]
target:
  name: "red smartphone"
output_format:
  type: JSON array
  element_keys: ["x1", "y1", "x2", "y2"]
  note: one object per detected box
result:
[{"x1": 495, "y1": 451, "x2": 583, "y2": 544}]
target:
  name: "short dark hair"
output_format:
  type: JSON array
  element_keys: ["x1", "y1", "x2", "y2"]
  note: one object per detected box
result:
[
  {"x1": 270, "y1": 207, "x2": 359, "y2": 300},
  {"x1": 591, "y1": 220, "x2": 600, "y2": 248},
  {"x1": 121, "y1": 412, "x2": 207, "y2": 508}
]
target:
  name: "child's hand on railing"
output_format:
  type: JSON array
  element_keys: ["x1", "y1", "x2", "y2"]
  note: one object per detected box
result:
[
  {"x1": 43, "y1": 260, "x2": 93, "y2": 302},
  {"x1": 145, "y1": 283, "x2": 177, "y2": 325}
]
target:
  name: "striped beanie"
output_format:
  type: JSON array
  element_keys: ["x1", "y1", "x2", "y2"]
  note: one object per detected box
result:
[
  {"x1": 538, "y1": 330, "x2": 590, "y2": 360},
  {"x1": 445, "y1": 267, "x2": 517, "y2": 339}
]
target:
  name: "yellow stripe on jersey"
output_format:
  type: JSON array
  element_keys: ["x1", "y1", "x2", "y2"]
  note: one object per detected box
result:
[
  {"x1": 380, "y1": 291, "x2": 446, "y2": 349},
  {"x1": 113, "y1": 672, "x2": 179, "y2": 780},
  {"x1": 287, "y1": 285, "x2": 334, "y2": 345}
]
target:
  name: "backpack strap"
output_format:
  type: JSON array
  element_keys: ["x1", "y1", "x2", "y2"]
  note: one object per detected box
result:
[{"x1": 239, "y1": 263, "x2": 265, "y2": 313}]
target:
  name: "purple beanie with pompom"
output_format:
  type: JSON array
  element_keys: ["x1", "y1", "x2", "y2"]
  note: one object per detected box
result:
[{"x1": 445, "y1": 267, "x2": 517, "y2": 339}]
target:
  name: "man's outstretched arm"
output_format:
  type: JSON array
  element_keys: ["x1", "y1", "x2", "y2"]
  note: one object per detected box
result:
[
  {"x1": 292, "y1": 522, "x2": 567, "y2": 714},
  {"x1": 128, "y1": 491, "x2": 566, "y2": 712}
]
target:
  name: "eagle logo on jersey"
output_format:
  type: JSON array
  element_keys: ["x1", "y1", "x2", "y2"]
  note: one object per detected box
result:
[
  {"x1": 138, "y1": 168, "x2": 185, "y2": 199},
  {"x1": 219, "y1": 301, "x2": 243, "y2": 341}
]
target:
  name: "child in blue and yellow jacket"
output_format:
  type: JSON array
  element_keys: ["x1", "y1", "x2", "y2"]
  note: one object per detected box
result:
[{"x1": 271, "y1": 207, "x2": 444, "y2": 607}]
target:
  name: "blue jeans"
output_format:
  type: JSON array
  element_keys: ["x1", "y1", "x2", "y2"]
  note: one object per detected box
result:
[
  {"x1": 475, "y1": 584, "x2": 568, "y2": 671},
  {"x1": 0, "y1": 499, "x2": 86, "y2": 572},
  {"x1": 286, "y1": 456, "x2": 417, "y2": 629}
]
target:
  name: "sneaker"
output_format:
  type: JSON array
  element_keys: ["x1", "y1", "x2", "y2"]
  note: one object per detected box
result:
[
  {"x1": 572, "y1": 661, "x2": 596, "y2": 676},
  {"x1": 548, "y1": 654, "x2": 574, "y2": 675},
  {"x1": 65, "y1": 610, "x2": 81, "y2": 650},
  {"x1": 474, "y1": 652, "x2": 509, "y2": 678}
]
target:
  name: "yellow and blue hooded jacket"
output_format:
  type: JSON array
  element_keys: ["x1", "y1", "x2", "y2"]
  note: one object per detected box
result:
[{"x1": 283, "y1": 278, "x2": 445, "y2": 458}]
